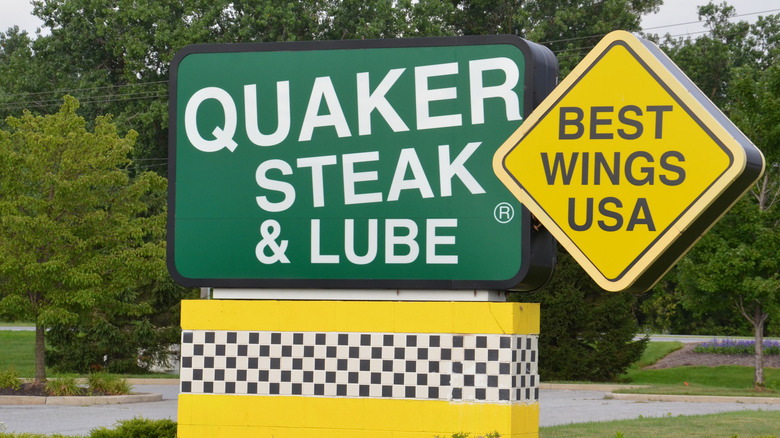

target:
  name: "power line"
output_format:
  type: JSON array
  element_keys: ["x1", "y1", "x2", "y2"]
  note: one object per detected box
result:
[
  {"x1": 643, "y1": 7, "x2": 780, "y2": 31},
  {"x1": 0, "y1": 7, "x2": 776, "y2": 110},
  {"x1": 0, "y1": 90, "x2": 168, "y2": 111},
  {"x1": 0, "y1": 80, "x2": 168, "y2": 100},
  {"x1": 551, "y1": 24, "x2": 764, "y2": 60},
  {"x1": 539, "y1": 7, "x2": 780, "y2": 46}
]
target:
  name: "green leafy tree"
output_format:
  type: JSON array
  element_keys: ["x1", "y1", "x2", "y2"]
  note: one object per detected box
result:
[
  {"x1": 675, "y1": 64, "x2": 780, "y2": 389},
  {"x1": 678, "y1": 195, "x2": 780, "y2": 389},
  {"x1": 0, "y1": 0, "x2": 664, "y2": 169},
  {"x1": 0, "y1": 0, "x2": 457, "y2": 168},
  {"x1": 654, "y1": 3, "x2": 754, "y2": 107},
  {"x1": 445, "y1": 0, "x2": 662, "y2": 74},
  {"x1": 0, "y1": 0, "x2": 667, "y2": 379},
  {"x1": 649, "y1": 3, "x2": 780, "y2": 389},
  {"x1": 639, "y1": 276, "x2": 754, "y2": 336},
  {"x1": 0, "y1": 96, "x2": 172, "y2": 381},
  {"x1": 512, "y1": 250, "x2": 648, "y2": 382}
]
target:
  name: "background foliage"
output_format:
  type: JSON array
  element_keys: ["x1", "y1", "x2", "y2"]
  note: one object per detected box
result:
[
  {"x1": 0, "y1": 97, "x2": 193, "y2": 378},
  {"x1": 512, "y1": 251, "x2": 648, "y2": 382},
  {"x1": 1, "y1": 1, "x2": 778, "y2": 382}
]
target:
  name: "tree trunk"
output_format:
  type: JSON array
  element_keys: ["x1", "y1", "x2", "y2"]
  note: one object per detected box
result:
[
  {"x1": 35, "y1": 323, "x2": 46, "y2": 383},
  {"x1": 753, "y1": 306, "x2": 765, "y2": 389},
  {"x1": 738, "y1": 298, "x2": 769, "y2": 390}
]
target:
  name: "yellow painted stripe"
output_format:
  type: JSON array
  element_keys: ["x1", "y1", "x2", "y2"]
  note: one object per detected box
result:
[
  {"x1": 181, "y1": 300, "x2": 539, "y2": 334},
  {"x1": 178, "y1": 394, "x2": 539, "y2": 438}
]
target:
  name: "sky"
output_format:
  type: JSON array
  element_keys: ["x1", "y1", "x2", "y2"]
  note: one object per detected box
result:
[
  {"x1": 2, "y1": 0, "x2": 43, "y2": 36},
  {"x1": 641, "y1": 0, "x2": 780, "y2": 36},
  {"x1": 1, "y1": 0, "x2": 780, "y2": 38}
]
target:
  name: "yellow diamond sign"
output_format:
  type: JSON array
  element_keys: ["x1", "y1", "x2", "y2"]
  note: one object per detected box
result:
[{"x1": 494, "y1": 31, "x2": 765, "y2": 292}]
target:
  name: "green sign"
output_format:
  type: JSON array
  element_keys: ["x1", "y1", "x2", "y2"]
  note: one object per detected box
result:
[{"x1": 168, "y1": 36, "x2": 557, "y2": 289}]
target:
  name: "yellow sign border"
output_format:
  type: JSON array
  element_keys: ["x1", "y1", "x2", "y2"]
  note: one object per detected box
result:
[{"x1": 494, "y1": 30, "x2": 765, "y2": 292}]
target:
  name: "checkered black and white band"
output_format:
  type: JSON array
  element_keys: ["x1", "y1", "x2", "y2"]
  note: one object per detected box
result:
[{"x1": 180, "y1": 330, "x2": 538, "y2": 403}]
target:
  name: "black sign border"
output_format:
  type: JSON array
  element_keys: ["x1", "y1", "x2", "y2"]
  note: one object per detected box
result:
[{"x1": 167, "y1": 35, "x2": 558, "y2": 291}]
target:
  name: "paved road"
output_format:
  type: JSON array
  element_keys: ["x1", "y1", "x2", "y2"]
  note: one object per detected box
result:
[
  {"x1": 4, "y1": 386, "x2": 780, "y2": 435},
  {"x1": 539, "y1": 389, "x2": 780, "y2": 427},
  {"x1": 0, "y1": 385, "x2": 179, "y2": 435},
  {"x1": 0, "y1": 326, "x2": 34, "y2": 331},
  {"x1": 4, "y1": 329, "x2": 780, "y2": 434},
  {"x1": 635, "y1": 334, "x2": 780, "y2": 343}
]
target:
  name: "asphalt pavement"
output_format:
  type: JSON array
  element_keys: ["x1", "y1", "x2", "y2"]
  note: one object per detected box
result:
[
  {"x1": 538, "y1": 388, "x2": 780, "y2": 427},
  {"x1": 3, "y1": 384, "x2": 780, "y2": 435},
  {"x1": 0, "y1": 326, "x2": 34, "y2": 331},
  {"x1": 4, "y1": 328, "x2": 780, "y2": 434},
  {"x1": 0, "y1": 384, "x2": 179, "y2": 435}
]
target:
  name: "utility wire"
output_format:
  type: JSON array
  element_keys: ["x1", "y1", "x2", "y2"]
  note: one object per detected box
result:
[
  {"x1": 643, "y1": 7, "x2": 780, "y2": 31},
  {"x1": 552, "y1": 24, "x2": 766, "y2": 60},
  {"x1": 0, "y1": 90, "x2": 168, "y2": 111},
  {"x1": 539, "y1": 7, "x2": 780, "y2": 45},
  {"x1": 0, "y1": 7, "x2": 777, "y2": 111},
  {"x1": 0, "y1": 80, "x2": 168, "y2": 100}
]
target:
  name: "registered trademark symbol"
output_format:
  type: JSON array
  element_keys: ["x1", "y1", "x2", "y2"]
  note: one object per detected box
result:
[{"x1": 494, "y1": 202, "x2": 515, "y2": 223}]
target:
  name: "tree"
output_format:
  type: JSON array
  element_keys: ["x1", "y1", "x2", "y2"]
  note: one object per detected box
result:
[
  {"x1": 0, "y1": 96, "x2": 170, "y2": 381},
  {"x1": 0, "y1": 0, "x2": 456, "y2": 169},
  {"x1": 654, "y1": 3, "x2": 754, "y2": 108},
  {"x1": 639, "y1": 275, "x2": 754, "y2": 336},
  {"x1": 651, "y1": 4, "x2": 780, "y2": 389},
  {"x1": 675, "y1": 65, "x2": 780, "y2": 389},
  {"x1": 512, "y1": 250, "x2": 648, "y2": 382},
  {"x1": 0, "y1": 0, "x2": 667, "y2": 379},
  {"x1": 45, "y1": 275, "x2": 193, "y2": 374},
  {"x1": 0, "y1": 0, "x2": 664, "y2": 170},
  {"x1": 445, "y1": 0, "x2": 662, "y2": 74},
  {"x1": 677, "y1": 193, "x2": 780, "y2": 389}
]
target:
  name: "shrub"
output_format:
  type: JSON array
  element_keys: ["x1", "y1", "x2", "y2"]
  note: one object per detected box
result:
[
  {"x1": 89, "y1": 417, "x2": 177, "y2": 438},
  {"x1": 87, "y1": 373, "x2": 131, "y2": 395},
  {"x1": 0, "y1": 366, "x2": 21, "y2": 391},
  {"x1": 513, "y1": 250, "x2": 647, "y2": 382},
  {"x1": 45, "y1": 376, "x2": 82, "y2": 396}
]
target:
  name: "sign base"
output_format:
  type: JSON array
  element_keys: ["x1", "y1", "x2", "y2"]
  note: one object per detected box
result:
[{"x1": 178, "y1": 299, "x2": 540, "y2": 437}]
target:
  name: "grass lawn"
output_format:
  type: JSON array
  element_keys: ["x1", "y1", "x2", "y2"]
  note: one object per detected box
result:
[
  {"x1": 619, "y1": 365, "x2": 780, "y2": 396},
  {"x1": 2, "y1": 412, "x2": 778, "y2": 438},
  {"x1": 631, "y1": 341, "x2": 683, "y2": 368},
  {"x1": 0, "y1": 330, "x2": 37, "y2": 377},
  {"x1": 0, "y1": 329, "x2": 176, "y2": 379},
  {"x1": 617, "y1": 341, "x2": 780, "y2": 397},
  {"x1": 539, "y1": 410, "x2": 780, "y2": 437},
  {"x1": 2, "y1": 332, "x2": 777, "y2": 395}
]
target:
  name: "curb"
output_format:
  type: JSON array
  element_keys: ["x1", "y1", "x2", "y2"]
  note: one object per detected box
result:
[
  {"x1": 541, "y1": 383, "x2": 649, "y2": 391},
  {"x1": 127, "y1": 378, "x2": 179, "y2": 385},
  {"x1": 607, "y1": 392, "x2": 780, "y2": 404},
  {"x1": 543, "y1": 383, "x2": 780, "y2": 405},
  {"x1": 0, "y1": 392, "x2": 163, "y2": 406}
]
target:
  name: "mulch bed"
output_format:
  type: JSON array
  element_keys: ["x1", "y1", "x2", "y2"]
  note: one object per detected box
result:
[
  {"x1": 0, "y1": 382, "x2": 48, "y2": 396},
  {"x1": 645, "y1": 343, "x2": 780, "y2": 369},
  {"x1": 0, "y1": 382, "x2": 111, "y2": 397}
]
